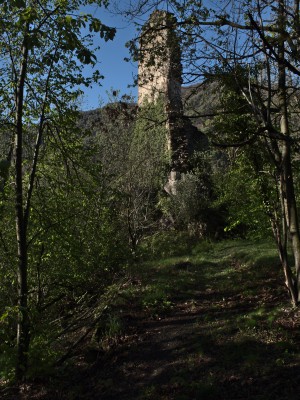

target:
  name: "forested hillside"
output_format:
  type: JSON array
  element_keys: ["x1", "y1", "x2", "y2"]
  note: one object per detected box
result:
[{"x1": 2, "y1": 1, "x2": 300, "y2": 399}]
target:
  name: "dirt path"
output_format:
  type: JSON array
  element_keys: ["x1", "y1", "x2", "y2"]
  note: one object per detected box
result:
[
  {"x1": 70, "y1": 267, "x2": 300, "y2": 400},
  {"x1": 81, "y1": 262, "x2": 300, "y2": 400},
  {"x1": 3, "y1": 255, "x2": 300, "y2": 400},
  {"x1": 93, "y1": 303, "x2": 205, "y2": 399}
]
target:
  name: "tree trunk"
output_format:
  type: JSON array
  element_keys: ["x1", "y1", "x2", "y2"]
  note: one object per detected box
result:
[
  {"x1": 277, "y1": 0, "x2": 300, "y2": 303},
  {"x1": 271, "y1": 197, "x2": 297, "y2": 305},
  {"x1": 280, "y1": 140, "x2": 300, "y2": 302},
  {"x1": 15, "y1": 32, "x2": 30, "y2": 382}
]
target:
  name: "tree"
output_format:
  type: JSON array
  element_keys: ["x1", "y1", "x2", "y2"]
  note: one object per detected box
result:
[
  {"x1": 91, "y1": 96, "x2": 169, "y2": 252},
  {"x1": 125, "y1": 97, "x2": 170, "y2": 250},
  {"x1": 210, "y1": 73, "x2": 277, "y2": 239},
  {"x1": 0, "y1": 0, "x2": 115, "y2": 380}
]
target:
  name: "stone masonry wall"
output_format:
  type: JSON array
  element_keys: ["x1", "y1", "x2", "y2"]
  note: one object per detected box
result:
[
  {"x1": 138, "y1": 10, "x2": 190, "y2": 194},
  {"x1": 138, "y1": 10, "x2": 182, "y2": 111}
]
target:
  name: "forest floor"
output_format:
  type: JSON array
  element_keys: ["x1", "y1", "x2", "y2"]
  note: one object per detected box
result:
[{"x1": 2, "y1": 239, "x2": 300, "y2": 400}]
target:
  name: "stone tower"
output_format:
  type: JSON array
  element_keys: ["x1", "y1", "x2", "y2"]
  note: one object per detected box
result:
[
  {"x1": 138, "y1": 10, "x2": 182, "y2": 112},
  {"x1": 138, "y1": 10, "x2": 190, "y2": 194}
]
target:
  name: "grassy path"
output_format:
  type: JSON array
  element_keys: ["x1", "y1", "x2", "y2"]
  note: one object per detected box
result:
[
  {"x1": 3, "y1": 240, "x2": 300, "y2": 399},
  {"x1": 77, "y1": 240, "x2": 300, "y2": 400}
]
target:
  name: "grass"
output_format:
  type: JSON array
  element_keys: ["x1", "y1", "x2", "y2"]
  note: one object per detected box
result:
[
  {"x1": 2, "y1": 237, "x2": 300, "y2": 400},
  {"x1": 120, "y1": 237, "x2": 300, "y2": 400}
]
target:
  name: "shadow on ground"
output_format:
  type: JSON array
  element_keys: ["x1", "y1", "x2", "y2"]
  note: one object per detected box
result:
[{"x1": 2, "y1": 246, "x2": 300, "y2": 400}]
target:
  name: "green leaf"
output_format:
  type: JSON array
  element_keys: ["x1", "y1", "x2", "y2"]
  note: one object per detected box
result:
[
  {"x1": 76, "y1": 48, "x2": 97, "y2": 65},
  {"x1": 66, "y1": 15, "x2": 72, "y2": 23}
]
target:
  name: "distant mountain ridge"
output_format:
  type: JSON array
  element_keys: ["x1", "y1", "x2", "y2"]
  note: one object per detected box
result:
[{"x1": 81, "y1": 80, "x2": 220, "y2": 133}]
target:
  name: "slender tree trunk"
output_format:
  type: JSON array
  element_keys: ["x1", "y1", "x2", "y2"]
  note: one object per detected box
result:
[
  {"x1": 280, "y1": 140, "x2": 300, "y2": 301},
  {"x1": 252, "y1": 147, "x2": 297, "y2": 303},
  {"x1": 277, "y1": 0, "x2": 300, "y2": 303},
  {"x1": 15, "y1": 33, "x2": 30, "y2": 382},
  {"x1": 271, "y1": 184, "x2": 297, "y2": 304}
]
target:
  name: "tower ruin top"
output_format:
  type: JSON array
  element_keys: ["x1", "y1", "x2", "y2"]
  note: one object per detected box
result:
[{"x1": 138, "y1": 10, "x2": 183, "y2": 112}]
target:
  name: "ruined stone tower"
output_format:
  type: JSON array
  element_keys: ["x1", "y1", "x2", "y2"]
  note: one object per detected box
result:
[
  {"x1": 138, "y1": 10, "x2": 182, "y2": 111},
  {"x1": 138, "y1": 10, "x2": 190, "y2": 194}
]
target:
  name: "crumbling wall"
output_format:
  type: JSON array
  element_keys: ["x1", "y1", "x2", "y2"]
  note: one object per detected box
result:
[
  {"x1": 138, "y1": 10, "x2": 182, "y2": 112},
  {"x1": 138, "y1": 10, "x2": 190, "y2": 194}
]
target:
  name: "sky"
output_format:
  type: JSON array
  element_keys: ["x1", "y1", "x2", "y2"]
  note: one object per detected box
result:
[
  {"x1": 79, "y1": 5, "x2": 141, "y2": 111},
  {"x1": 78, "y1": 1, "x2": 220, "y2": 111},
  {"x1": 79, "y1": 1, "x2": 220, "y2": 111}
]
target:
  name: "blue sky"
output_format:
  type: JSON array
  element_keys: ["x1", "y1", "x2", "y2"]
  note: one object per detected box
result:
[
  {"x1": 79, "y1": 1, "x2": 218, "y2": 110},
  {"x1": 79, "y1": 5, "x2": 141, "y2": 110}
]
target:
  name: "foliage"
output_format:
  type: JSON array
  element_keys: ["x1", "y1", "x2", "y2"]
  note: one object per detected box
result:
[
  {"x1": 0, "y1": 0, "x2": 119, "y2": 380},
  {"x1": 130, "y1": 96, "x2": 169, "y2": 189},
  {"x1": 0, "y1": 116, "x2": 132, "y2": 379},
  {"x1": 212, "y1": 150, "x2": 273, "y2": 238},
  {"x1": 208, "y1": 74, "x2": 276, "y2": 238},
  {"x1": 81, "y1": 93, "x2": 137, "y2": 187},
  {"x1": 121, "y1": 97, "x2": 169, "y2": 250},
  {"x1": 141, "y1": 285, "x2": 173, "y2": 317},
  {"x1": 159, "y1": 150, "x2": 219, "y2": 235},
  {"x1": 81, "y1": 95, "x2": 169, "y2": 252}
]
